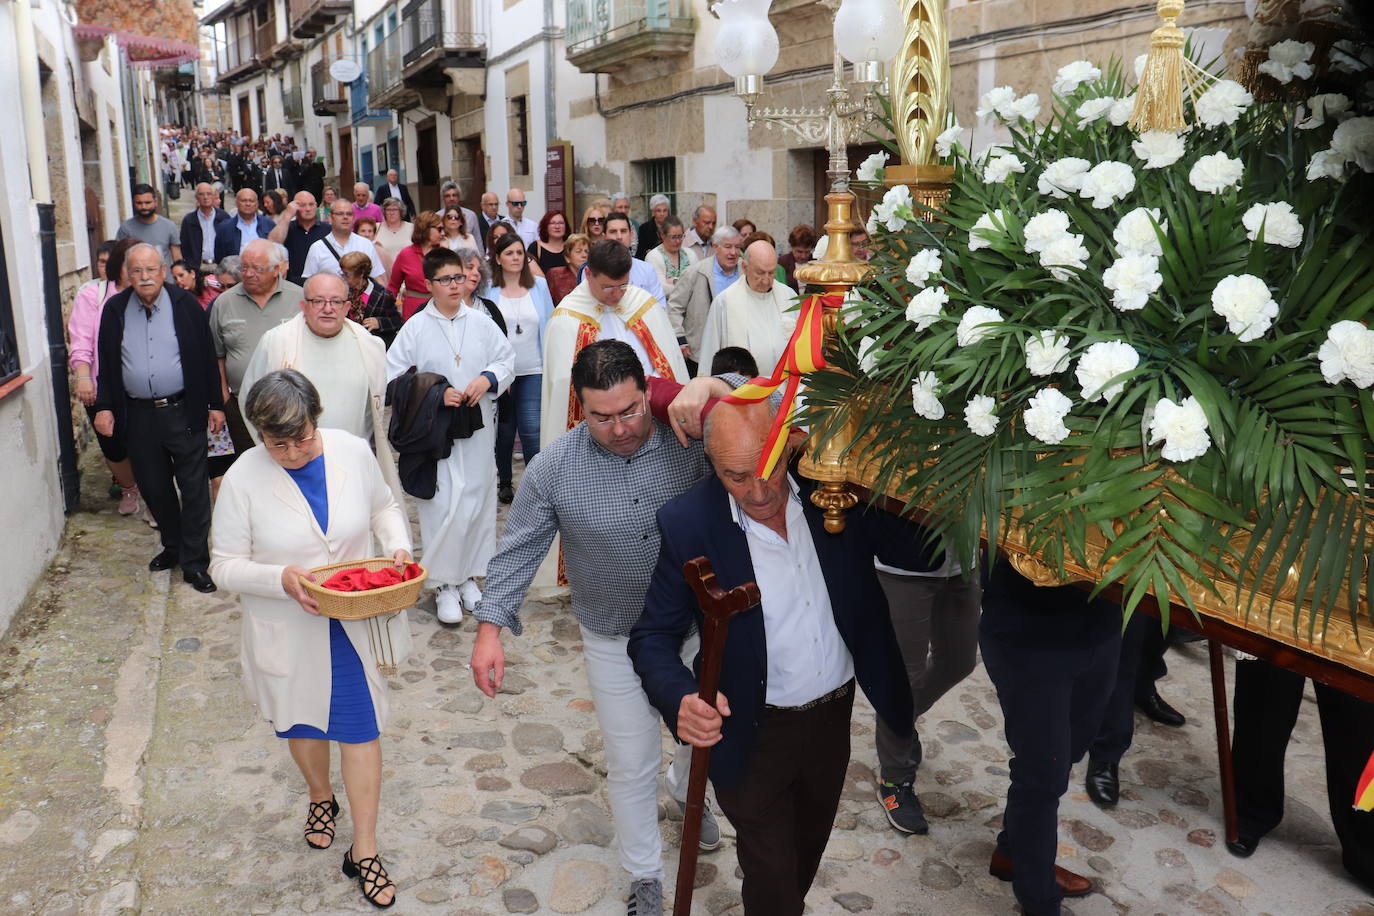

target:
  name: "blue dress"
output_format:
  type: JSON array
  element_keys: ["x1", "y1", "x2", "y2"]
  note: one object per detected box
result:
[{"x1": 274, "y1": 454, "x2": 380, "y2": 744}]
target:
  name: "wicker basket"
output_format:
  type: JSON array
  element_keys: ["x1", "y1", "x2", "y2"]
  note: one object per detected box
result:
[{"x1": 302, "y1": 558, "x2": 428, "y2": 620}]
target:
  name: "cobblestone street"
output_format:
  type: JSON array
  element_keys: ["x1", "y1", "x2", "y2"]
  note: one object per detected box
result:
[{"x1": 1, "y1": 448, "x2": 1372, "y2": 915}]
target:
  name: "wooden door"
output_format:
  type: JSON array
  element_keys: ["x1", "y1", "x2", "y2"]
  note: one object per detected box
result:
[
  {"x1": 238, "y1": 95, "x2": 252, "y2": 138},
  {"x1": 416, "y1": 121, "x2": 439, "y2": 213},
  {"x1": 339, "y1": 129, "x2": 355, "y2": 196}
]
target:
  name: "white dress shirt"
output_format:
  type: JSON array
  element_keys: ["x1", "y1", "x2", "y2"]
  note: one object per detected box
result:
[
  {"x1": 197, "y1": 209, "x2": 217, "y2": 263},
  {"x1": 302, "y1": 232, "x2": 385, "y2": 279},
  {"x1": 512, "y1": 216, "x2": 539, "y2": 248},
  {"x1": 730, "y1": 476, "x2": 854, "y2": 706}
]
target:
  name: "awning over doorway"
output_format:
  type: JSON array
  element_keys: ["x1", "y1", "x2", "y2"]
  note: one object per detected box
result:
[{"x1": 72, "y1": 0, "x2": 199, "y2": 68}]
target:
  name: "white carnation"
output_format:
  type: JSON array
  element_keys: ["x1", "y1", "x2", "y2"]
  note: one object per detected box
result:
[
  {"x1": 1113, "y1": 207, "x2": 1168, "y2": 257},
  {"x1": 1079, "y1": 161, "x2": 1136, "y2": 208},
  {"x1": 1004, "y1": 93, "x2": 1041, "y2": 122},
  {"x1": 856, "y1": 151, "x2": 888, "y2": 182},
  {"x1": 865, "y1": 210, "x2": 879, "y2": 235},
  {"x1": 1102, "y1": 254, "x2": 1163, "y2": 311},
  {"x1": 1076, "y1": 340, "x2": 1140, "y2": 402},
  {"x1": 1023, "y1": 388, "x2": 1073, "y2": 445},
  {"x1": 857, "y1": 335, "x2": 881, "y2": 374},
  {"x1": 1211, "y1": 274, "x2": 1279, "y2": 342},
  {"x1": 1076, "y1": 97, "x2": 1115, "y2": 129},
  {"x1": 983, "y1": 153, "x2": 1027, "y2": 184},
  {"x1": 1133, "y1": 53, "x2": 1149, "y2": 82},
  {"x1": 1037, "y1": 158, "x2": 1091, "y2": 199},
  {"x1": 1242, "y1": 201, "x2": 1304, "y2": 248},
  {"x1": 1331, "y1": 117, "x2": 1374, "y2": 172},
  {"x1": 1297, "y1": 93, "x2": 1352, "y2": 130},
  {"x1": 905, "y1": 249, "x2": 943, "y2": 286},
  {"x1": 1053, "y1": 60, "x2": 1102, "y2": 96},
  {"x1": 1317, "y1": 320, "x2": 1374, "y2": 388},
  {"x1": 1108, "y1": 95, "x2": 1136, "y2": 126},
  {"x1": 1188, "y1": 152, "x2": 1244, "y2": 193},
  {"x1": 1024, "y1": 330, "x2": 1072, "y2": 377},
  {"x1": 977, "y1": 86, "x2": 1016, "y2": 121},
  {"x1": 1038, "y1": 233, "x2": 1090, "y2": 281},
  {"x1": 1195, "y1": 79, "x2": 1254, "y2": 129},
  {"x1": 1149, "y1": 396, "x2": 1212, "y2": 462},
  {"x1": 910, "y1": 371, "x2": 945, "y2": 420},
  {"x1": 964, "y1": 395, "x2": 998, "y2": 436},
  {"x1": 905, "y1": 285, "x2": 948, "y2": 330},
  {"x1": 935, "y1": 122, "x2": 969, "y2": 158},
  {"x1": 1023, "y1": 209, "x2": 1072, "y2": 254},
  {"x1": 1307, "y1": 148, "x2": 1346, "y2": 182},
  {"x1": 968, "y1": 210, "x2": 1004, "y2": 252},
  {"x1": 956, "y1": 305, "x2": 1004, "y2": 347},
  {"x1": 1131, "y1": 131, "x2": 1185, "y2": 169},
  {"x1": 872, "y1": 183, "x2": 914, "y2": 231},
  {"x1": 1257, "y1": 39, "x2": 1315, "y2": 85}
]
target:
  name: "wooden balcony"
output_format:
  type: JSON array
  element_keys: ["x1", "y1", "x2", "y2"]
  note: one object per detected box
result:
[
  {"x1": 565, "y1": 0, "x2": 695, "y2": 74},
  {"x1": 311, "y1": 58, "x2": 349, "y2": 116},
  {"x1": 399, "y1": 0, "x2": 485, "y2": 95},
  {"x1": 367, "y1": 31, "x2": 420, "y2": 111},
  {"x1": 289, "y1": 0, "x2": 352, "y2": 39}
]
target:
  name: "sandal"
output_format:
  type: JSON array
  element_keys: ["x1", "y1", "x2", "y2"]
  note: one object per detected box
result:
[
  {"x1": 342, "y1": 846, "x2": 396, "y2": 909},
  {"x1": 304, "y1": 796, "x2": 339, "y2": 849}
]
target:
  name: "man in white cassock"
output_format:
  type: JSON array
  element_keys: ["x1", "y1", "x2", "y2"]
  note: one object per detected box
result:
[
  {"x1": 694, "y1": 239, "x2": 798, "y2": 378},
  {"x1": 541, "y1": 239, "x2": 687, "y2": 447},
  {"x1": 386, "y1": 247, "x2": 515, "y2": 624}
]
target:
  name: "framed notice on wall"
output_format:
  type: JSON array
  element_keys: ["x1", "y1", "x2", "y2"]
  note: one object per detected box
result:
[{"x1": 545, "y1": 141, "x2": 574, "y2": 217}]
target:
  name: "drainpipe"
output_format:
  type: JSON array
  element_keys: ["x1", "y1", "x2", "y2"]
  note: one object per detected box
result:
[
  {"x1": 543, "y1": 0, "x2": 556, "y2": 143},
  {"x1": 13, "y1": 0, "x2": 52, "y2": 203}
]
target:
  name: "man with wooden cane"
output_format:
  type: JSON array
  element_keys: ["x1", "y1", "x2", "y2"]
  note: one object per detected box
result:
[{"x1": 629, "y1": 400, "x2": 913, "y2": 916}]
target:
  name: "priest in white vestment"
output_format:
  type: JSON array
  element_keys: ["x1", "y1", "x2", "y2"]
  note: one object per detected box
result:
[
  {"x1": 386, "y1": 247, "x2": 515, "y2": 623},
  {"x1": 541, "y1": 239, "x2": 687, "y2": 448},
  {"x1": 694, "y1": 239, "x2": 798, "y2": 378}
]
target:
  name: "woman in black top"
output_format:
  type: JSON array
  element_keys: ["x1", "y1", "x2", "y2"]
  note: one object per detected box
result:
[{"x1": 531, "y1": 210, "x2": 569, "y2": 273}]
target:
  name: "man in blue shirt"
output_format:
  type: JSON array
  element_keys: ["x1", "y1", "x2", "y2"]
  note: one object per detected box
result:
[{"x1": 213, "y1": 188, "x2": 276, "y2": 261}]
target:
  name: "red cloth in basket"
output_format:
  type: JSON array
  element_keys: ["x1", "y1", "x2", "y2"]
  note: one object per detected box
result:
[{"x1": 320, "y1": 562, "x2": 423, "y2": 592}]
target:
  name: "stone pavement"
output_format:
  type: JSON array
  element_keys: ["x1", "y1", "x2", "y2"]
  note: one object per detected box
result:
[{"x1": 2, "y1": 446, "x2": 1374, "y2": 916}]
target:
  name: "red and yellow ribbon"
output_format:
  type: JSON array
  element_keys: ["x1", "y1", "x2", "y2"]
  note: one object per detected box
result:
[
  {"x1": 1356, "y1": 749, "x2": 1374, "y2": 811},
  {"x1": 721, "y1": 293, "x2": 840, "y2": 478}
]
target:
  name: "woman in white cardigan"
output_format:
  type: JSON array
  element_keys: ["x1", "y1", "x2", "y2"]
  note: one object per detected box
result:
[{"x1": 210, "y1": 369, "x2": 411, "y2": 909}]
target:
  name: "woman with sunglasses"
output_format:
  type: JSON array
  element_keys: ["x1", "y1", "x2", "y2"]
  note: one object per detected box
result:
[
  {"x1": 386, "y1": 211, "x2": 446, "y2": 321},
  {"x1": 581, "y1": 205, "x2": 608, "y2": 241},
  {"x1": 442, "y1": 205, "x2": 476, "y2": 252}
]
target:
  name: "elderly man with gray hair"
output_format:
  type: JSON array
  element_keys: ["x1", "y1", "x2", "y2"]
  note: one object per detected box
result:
[
  {"x1": 209, "y1": 238, "x2": 304, "y2": 463},
  {"x1": 667, "y1": 224, "x2": 743, "y2": 374}
]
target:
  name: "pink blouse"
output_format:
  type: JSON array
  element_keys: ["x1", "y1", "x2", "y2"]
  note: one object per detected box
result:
[{"x1": 67, "y1": 279, "x2": 117, "y2": 382}]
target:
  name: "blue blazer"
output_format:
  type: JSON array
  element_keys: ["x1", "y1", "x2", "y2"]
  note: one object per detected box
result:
[
  {"x1": 212, "y1": 214, "x2": 276, "y2": 262},
  {"x1": 629, "y1": 472, "x2": 914, "y2": 791}
]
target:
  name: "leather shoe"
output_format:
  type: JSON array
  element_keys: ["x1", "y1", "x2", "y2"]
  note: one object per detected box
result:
[
  {"x1": 1137, "y1": 690, "x2": 1186, "y2": 727},
  {"x1": 148, "y1": 550, "x2": 178, "y2": 572},
  {"x1": 988, "y1": 848, "x2": 1093, "y2": 898},
  {"x1": 1085, "y1": 759, "x2": 1119, "y2": 807},
  {"x1": 183, "y1": 570, "x2": 217, "y2": 593},
  {"x1": 1226, "y1": 834, "x2": 1260, "y2": 858}
]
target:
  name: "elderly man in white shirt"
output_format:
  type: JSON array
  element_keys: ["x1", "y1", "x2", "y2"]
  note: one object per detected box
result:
[
  {"x1": 302, "y1": 200, "x2": 384, "y2": 280},
  {"x1": 694, "y1": 238, "x2": 796, "y2": 377}
]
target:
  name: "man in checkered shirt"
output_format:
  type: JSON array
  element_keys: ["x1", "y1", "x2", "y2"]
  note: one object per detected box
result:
[{"x1": 472, "y1": 340, "x2": 733, "y2": 916}]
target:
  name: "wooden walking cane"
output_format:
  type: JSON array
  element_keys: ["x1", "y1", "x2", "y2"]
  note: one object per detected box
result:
[{"x1": 673, "y1": 556, "x2": 761, "y2": 916}]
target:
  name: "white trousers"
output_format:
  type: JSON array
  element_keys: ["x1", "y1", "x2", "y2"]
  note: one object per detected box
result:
[{"x1": 580, "y1": 625, "x2": 697, "y2": 881}]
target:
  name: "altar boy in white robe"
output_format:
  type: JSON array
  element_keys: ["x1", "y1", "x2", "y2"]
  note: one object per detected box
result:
[
  {"x1": 386, "y1": 247, "x2": 515, "y2": 624},
  {"x1": 694, "y1": 239, "x2": 797, "y2": 378}
]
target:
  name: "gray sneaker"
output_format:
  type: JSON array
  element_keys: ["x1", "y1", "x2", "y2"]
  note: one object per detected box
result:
[
  {"x1": 627, "y1": 877, "x2": 663, "y2": 916},
  {"x1": 672, "y1": 797, "x2": 721, "y2": 851}
]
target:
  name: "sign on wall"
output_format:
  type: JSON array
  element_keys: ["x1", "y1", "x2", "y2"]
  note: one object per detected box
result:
[{"x1": 545, "y1": 141, "x2": 574, "y2": 218}]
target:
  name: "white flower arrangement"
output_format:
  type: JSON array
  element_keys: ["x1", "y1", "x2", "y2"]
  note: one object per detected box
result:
[
  {"x1": 1149, "y1": 396, "x2": 1212, "y2": 461},
  {"x1": 1053, "y1": 61, "x2": 1102, "y2": 96},
  {"x1": 1079, "y1": 161, "x2": 1136, "y2": 208},
  {"x1": 976, "y1": 86, "x2": 1017, "y2": 121},
  {"x1": 1242, "y1": 201, "x2": 1304, "y2": 248},
  {"x1": 1330, "y1": 117, "x2": 1374, "y2": 172},
  {"x1": 1038, "y1": 233, "x2": 1090, "y2": 281},
  {"x1": 1022, "y1": 388, "x2": 1073, "y2": 444},
  {"x1": 1037, "y1": 158, "x2": 1091, "y2": 199},
  {"x1": 968, "y1": 210, "x2": 1004, "y2": 251},
  {"x1": 858, "y1": 335, "x2": 881, "y2": 374},
  {"x1": 1075, "y1": 340, "x2": 1140, "y2": 402},
  {"x1": 1113, "y1": 207, "x2": 1168, "y2": 258},
  {"x1": 1307, "y1": 149, "x2": 1346, "y2": 182},
  {"x1": 1022, "y1": 209, "x2": 1072, "y2": 254},
  {"x1": 956, "y1": 305, "x2": 1003, "y2": 347},
  {"x1": 856, "y1": 151, "x2": 888, "y2": 182},
  {"x1": 1024, "y1": 330, "x2": 1072, "y2": 377},
  {"x1": 935, "y1": 122, "x2": 969, "y2": 158},
  {"x1": 872, "y1": 184, "x2": 914, "y2": 231},
  {"x1": 1317, "y1": 321, "x2": 1374, "y2": 389},
  {"x1": 964, "y1": 395, "x2": 998, "y2": 436},
  {"x1": 1188, "y1": 152, "x2": 1244, "y2": 193},
  {"x1": 1297, "y1": 93, "x2": 1351, "y2": 130},
  {"x1": 1211, "y1": 274, "x2": 1278, "y2": 341},
  {"x1": 983, "y1": 152, "x2": 1027, "y2": 184},
  {"x1": 1194, "y1": 79, "x2": 1254, "y2": 129},
  {"x1": 905, "y1": 286, "x2": 948, "y2": 330},
  {"x1": 1132, "y1": 131, "x2": 1186, "y2": 169},
  {"x1": 1076, "y1": 97, "x2": 1115, "y2": 129},
  {"x1": 904, "y1": 249, "x2": 943, "y2": 286},
  {"x1": 1102, "y1": 253, "x2": 1163, "y2": 311},
  {"x1": 1108, "y1": 96, "x2": 1136, "y2": 127},
  {"x1": 910, "y1": 371, "x2": 945, "y2": 420},
  {"x1": 1258, "y1": 39, "x2": 1316, "y2": 85},
  {"x1": 1004, "y1": 93, "x2": 1041, "y2": 122}
]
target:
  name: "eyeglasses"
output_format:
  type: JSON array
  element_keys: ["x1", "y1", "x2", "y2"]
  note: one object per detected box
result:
[
  {"x1": 431, "y1": 274, "x2": 466, "y2": 287},
  {"x1": 665, "y1": 234, "x2": 685, "y2": 242},
  {"x1": 588, "y1": 397, "x2": 647, "y2": 427},
  {"x1": 265, "y1": 432, "x2": 316, "y2": 452},
  {"x1": 445, "y1": 214, "x2": 461, "y2": 219},
  {"x1": 240, "y1": 265, "x2": 271, "y2": 275},
  {"x1": 304, "y1": 297, "x2": 347, "y2": 308},
  {"x1": 586, "y1": 217, "x2": 605, "y2": 224},
  {"x1": 508, "y1": 201, "x2": 526, "y2": 207},
  {"x1": 596, "y1": 281, "x2": 631, "y2": 293},
  {"x1": 129, "y1": 267, "x2": 162, "y2": 277}
]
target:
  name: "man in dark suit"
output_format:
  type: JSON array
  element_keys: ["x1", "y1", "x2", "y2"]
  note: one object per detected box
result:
[
  {"x1": 299, "y1": 148, "x2": 326, "y2": 201},
  {"x1": 262, "y1": 155, "x2": 290, "y2": 197},
  {"x1": 213, "y1": 188, "x2": 276, "y2": 262},
  {"x1": 373, "y1": 168, "x2": 414, "y2": 219},
  {"x1": 629, "y1": 402, "x2": 912, "y2": 916},
  {"x1": 179, "y1": 182, "x2": 232, "y2": 269},
  {"x1": 92, "y1": 244, "x2": 223, "y2": 593}
]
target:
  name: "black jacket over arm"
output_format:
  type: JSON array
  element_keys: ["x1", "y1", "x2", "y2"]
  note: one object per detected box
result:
[
  {"x1": 93, "y1": 284, "x2": 224, "y2": 437},
  {"x1": 628, "y1": 472, "x2": 913, "y2": 791}
]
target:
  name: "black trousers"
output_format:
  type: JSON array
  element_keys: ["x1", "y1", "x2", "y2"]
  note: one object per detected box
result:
[
  {"x1": 124, "y1": 401, "x2": 212, "y2": 573},
  {"x1": 981, "y1": 621, "x2": 1120, "y2": 916},
  {"x1": 1089, "y1": 610, "x2": 1169, "y2": 763},
  {"x1": 713, "y1": 686, "x2": 854, "y2": 916},
  {"x1": 1232, "y1": 658, "x2": 1374, "y2": 890}
]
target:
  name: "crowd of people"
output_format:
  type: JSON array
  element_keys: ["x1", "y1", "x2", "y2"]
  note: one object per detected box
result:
[{"x1": 66, "y1": 125, "x2": 1371, "y2": 916}]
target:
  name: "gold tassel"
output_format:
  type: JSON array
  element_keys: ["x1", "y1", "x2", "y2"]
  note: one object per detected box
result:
[{"x1": 1130, "y1": 0, "x2": 1188, "y2": 132}]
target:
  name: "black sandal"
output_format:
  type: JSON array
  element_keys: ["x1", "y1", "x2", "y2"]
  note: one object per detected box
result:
[
  {"x1": 304, "y1": 796, "x2": 339, "y2": 849},
  {"x1": 342, "y1": 846, "x2": 396, "y2": 909}
]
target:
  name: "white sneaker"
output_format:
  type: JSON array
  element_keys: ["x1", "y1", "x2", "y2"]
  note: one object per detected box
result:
[
  {"x1": 458, "y1": 578, "x2": 482, "y2": 612},
  {"x1": 435, "y1": 586, "x2": 464, "y2": 624}
]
